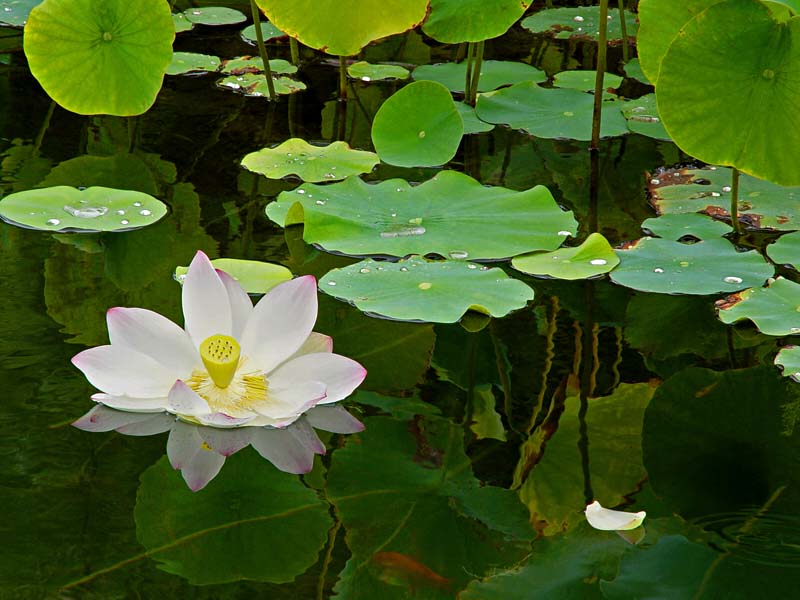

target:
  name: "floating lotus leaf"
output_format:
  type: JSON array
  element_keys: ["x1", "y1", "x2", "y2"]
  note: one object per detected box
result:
[
  {"x1": 621, "y1": 94, "x2": 671, "y2": 140},
  {"x1": 422, "y1": 0, "x2": 532, "y2": 43},
  {"x1": 241, "y1": 138, "x2": 378, "y2": 183},
  {"x1": 320, "y1": 256, "x2": 535, "y2": 323},
  {"x1": 347, "y1": 60, "x2": 409, "y2": 81},
  {"x1": 456, "y1": 101, "x2": 494, "y2": 135},
  {"x1": 220, "y1": 56, "x2": 296, "y2": 75},
  {"x1": 656, "y1": 0, "x2": 800, "y2": 186},
  {"x1": 476, "y1": 82, "x2": 629, "y2": 141},
  {"x1": 167, "y1": 52, "x2": 221, "y2": 76},
  {"x1": 552, "y1": 70, "x2": 623, "y2": 92},
  {"x1": 649, "y1": 166, "x2": 800, "y2": 230},
  {"x1": 641, "y1": 213, "x2": 732, "y2": 240},
  {"x1": 265, "y1": 170, "x2": 577, "y2": 260},
  {"x1": 174, "y1": 258, "x2": 292, "y2": 294},
  {"x1": 521, "y1": 7, "x2": 638, "y2": 41},
  {"x1": 622, "y1": 58, "x2": 651, "y2": 85},
  {"x1": 775, "y1": 346, "x2": 800, "y2": 381},
  {"x1": 412, "y1": 60, "x2": 546, "y2": 93},
  {"x1": 767, "y1": 231, "x2": 800, "y2": 268},
  {"x1": 182, "y1": 6, "x2": 246, "y2": 26},
  {"x1": 0, "y1": 0, "x2": 40, "y2": 27},
  {"x1": 254, "y1": 0, "x2": 428, "y2": 56},
  {"x1": 0, "y1": 186, "x2": 167, "y2": 232},
  {"x1": 511, "y1": 233, "x2": 619, "y2": 280},
  {"x1": 172, "y1": 12, "x2": 192, "y2": 33},
  {"x1": 240, "y1": 21, "x2": 286, "y2": 43},
  {"x1": 610, "y1": 217, "x2": 773, "y2": 295},
  {"x1": 371, "y1": 81, "x2": 463, "y2": 167},
  {"x1": 23, "y1": 0, "x2": 174, "y2": 116},
  {"x1": 217, "y1": 72, "x2": 306, "y2": 96},
  {"x1": 717, "y1": 277, "x2": 800, "y2": 335}
]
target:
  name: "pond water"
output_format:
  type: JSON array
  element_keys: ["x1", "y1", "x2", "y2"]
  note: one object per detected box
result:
[{"x1": 2, "y1": 3, "x2": 800, "y2": 599}]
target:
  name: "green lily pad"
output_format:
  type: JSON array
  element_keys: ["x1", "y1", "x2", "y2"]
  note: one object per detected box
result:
[
  {"x1": 371, "y1": 80, "x2": 463, "y2": 167},
  {"x1": 217, "y1": 72, "x2": 306, "y2": 96},
  {"x1": 319, "y1": 256, "x2": 535, "y2": 323},
  {"x1": 641, "y1": 212, "x2": 732, "y2": 240},
  {"x1": 422, "y1": 0, "x2": 532, "y2": 43},
  {"x1": 717, "y1": 276, "x2": 800, "y2": 335},
  {"x1": 136, "y1": 451, "x2": 331, "y2": 584},
  {"x1": 456, "y1": 101, "x2": 494, "y2": 135},
  {"x1": 174, "y1": 258, "x2": 292, "y2": 294},
  {"x1": 620, "y1": 94, "x2": 671, "y2": 140},
  {"x1": 511, "y1": 233, "x2": 619, "y2": 280},
  {"x1": 172, "y1": 12, "x2": 193, "y2": 33},
  {"x1": 552, "y1": 70, "x2": 623, "y2": 92},
  {"x1": 240, "y1": 21, "x2": 286, "y2": 43},
  {"x1": 181, "y1": 6, "x2": 246, "y2": 26},
  {"x1": 767, "y1": 231, "x2": 800, "y2": 268},
  {"x1": 219, "y1": 56, "x2": 296, "y2": 75},
  {"x1": 0, "y1": 0, "x2": 40, "y2": 27},
  {"x1": 649, "y1": 166, "x2": 800, "y2": 230},
  {"x1": 656, "y1": 0, "x2": 800, "y2": 186},
  {"x1": 347, "y1": 60, "x2": 409, "y2": 81},
  {"x1": 167, "y1": 52, "x2": 220, "y2": 76},
  {"x1": 622, "y1": 58, "x2": 652, "y2": 85},
  {"x1": 476, "y1": 82, "x2": 629, "y2": 141},
  {"x1": 610, "y1": 215, "x2": 773, "y2": 295},
  {"x1": 23, "y1": 0, "x2": 174, "y2": 116},
  {"x1": 412, "y1": 60, "x2": 546, "y2": 93},
  {"x1": 255, "y1": 0, "x2": 428, "y2": 56},
  {"x1": 775, "y1": 345, "x2": 800, "y2": 381},
  {"x1": 0, "y1": 185, "x2": 167, "y2": 232},
  {"x1": 242, "y1": 138, "x2": 378, "y2": 183},
  {"x1": 521, "y1": 7, "x2": 638, "y2": 41},
  {"x1": 265, "y1": 170, "x2": 577, "y2": 260}
]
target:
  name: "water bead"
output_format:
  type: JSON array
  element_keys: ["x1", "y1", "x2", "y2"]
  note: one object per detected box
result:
[{"x1": 589, "y1": 259, "x2": 607, "y2": 266}]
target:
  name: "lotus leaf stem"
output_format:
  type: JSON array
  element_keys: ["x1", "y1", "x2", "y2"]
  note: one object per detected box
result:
[
  {"x1": 339, "y1": 56, "x2": 348, "y2": 101},
  {"x1": 468, "y1": 40, "x2": 485, "y2": 107},
  {"x1": 32, "y1": 100, "x2": 55, "y2": 157},
  {"x1": 249, "y1": 0, "x2": 277, "y2": 100},
  {"x1": 290, "y1": 37, "x2": 300, "y2": 65},
  {"x1": 590, "y1": 0, "x2": 610, "y2": 150},
  {"x1": 617, "y1": 0, "x2": 629, "y2": 63},
  {"x1": 464, "y1": 42, "x2": 475, "y2": 103},
  {"x1": 731, "y1": 167, "x2": 741, "y2": 235}
]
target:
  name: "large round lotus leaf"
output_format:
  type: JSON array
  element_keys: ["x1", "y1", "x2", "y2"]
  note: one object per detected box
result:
[
  {"x1": 511, "y1": 233, "x2": 619, "y2": 280},
  {"x1": 649, "y1": 166, "x2": 800, "y2": 230},
  {"x1": 347, "y1": 61, "x2": 409, "y2": 81},
  {"x1": 23, "y1": 0, "x2": 174, "y2": 116},
  {"x1": 476, "y1": 82, "x2": 629, "y2": 141},
  {"x1": 320, "y1": 256, "x2": 535, "y2": 323},
  {"x1": 241, "y1": 21, "x2": 286, "y2": 43},
  {"x1": 371, "y1": 81, "x2": 463, "y2": 167},
  {"x1": 456, "y1": 102, "x2": 494, "y2": 135},
  {"x1": 717, "y1": 276, "x2": 800, "y2": 335},
  {"x1": 621, "y1": 94, "x2": 671, "y2": 141},
  {"x1": 254, "y1": 0, "x2": 428, "y2": 56},
  {"x1": 265, "y1": 170, "x2": 577, "y2": 260},
  {"x1": 641, "y1": 213, "x2": 732, "y2": 240},
  {"x1": 0, "y1": 186, "x2": 167, "y2": 232},
  {"x1": 422, "y1": 0, "x2": 532, "y2": 43},
  {"x1": 657, "y1": 0, "x2": 800, "y2": 186},
  {"x1": 412, "y1": 60, "x2": 546, "y2": 93},
  {"x1": 217, "y1": 73, "x2": 306, "y2": 97},
  {"x1": 775, "y1": 345, "x2": 800, "y2": 381},
  {"x1": 174, "y1": 258, "x2": 292, "y2": 294},
  {"x1": 220, "y1": 56, "x2": 296, "y2": 76},
  {"x1": 182, "y1": 6, "x2": 246, "y2": 26},
  {"x1": 0, "y1": 0, "x2": 40, "y2": 27},
  {"x1": 610, "y1": 237, "x2": 774, "y2": 295},
  {"x1": 552, "y1": 70, "x2": 623, "y2": 92},
  {"x1": 167, "y1": 52, "x2": 221, "y2": 76},
  {"x1": 241, "y1": 138, "x2": 378, "y2": 182},
  {"x1": 521, "y1": 7, "x2": 638, "y2": 41},
  {"x1": 767, "y1": 231, "x2": 800, "y2": 268}
]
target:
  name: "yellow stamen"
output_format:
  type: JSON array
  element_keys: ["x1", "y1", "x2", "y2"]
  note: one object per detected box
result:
[{"x1": 199, "y1": 334, "x2": 240, "y2": 388}]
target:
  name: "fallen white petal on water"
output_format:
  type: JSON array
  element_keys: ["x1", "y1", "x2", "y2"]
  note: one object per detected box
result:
[{"x1": 585, "y1": 500, "x2": 646, "y2": 531}]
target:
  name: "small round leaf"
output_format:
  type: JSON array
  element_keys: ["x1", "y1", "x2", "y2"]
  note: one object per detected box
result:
[
  {"x1": 347, "y1": 61, "x2": 410, "y2": 82},
  {"x1": 174, "y1": 258, "x2": 292, "y2": 294},
  {"x1": 413, "y1": 60, "x2": 546, "y2": 93},
  {"x1": 717, "y1": 276, "x2": 800, "y2": 335},
  {"x1": 511, "y1": 233, "x2": 619, "y2": 280},
  {"x1": 167, "y1": 52, "x2": 221, "y2": 76},
  {"x1": 182, "y1": 7, "x2": 246, "y2": 26},
  {"x1": 423, "y1": 0, "x2": 532, "y2": 43}
]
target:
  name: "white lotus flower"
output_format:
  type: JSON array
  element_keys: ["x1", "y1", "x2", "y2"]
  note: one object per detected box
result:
[
  {"x1": 72, "y1": 250, "x2": 367, "y2": 489},
  {"x1": 584, "y1": 500, "x2": 646, "y2": 531}
]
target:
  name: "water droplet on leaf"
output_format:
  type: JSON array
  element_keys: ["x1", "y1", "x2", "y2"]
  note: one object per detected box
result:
[{"x1": 723, "y1": 276, "x2": 743, "y2": 284}]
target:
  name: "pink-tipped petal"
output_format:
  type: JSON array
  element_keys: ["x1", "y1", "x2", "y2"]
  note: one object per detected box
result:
[
  {"x1": 217, "y1": 270, "x2": 253, "y2": 341},
  {"x1": 250, "y1": 427, "x2": 315, "y2": 474},
  {"x1": 167, "y1": 421, "x2": 202, "y2": 469},
  {"x1": 91, "y1": 393, "x2": 169, "y2": 413},
  {"x1": 181, "y1": 448, "x2": 226, "y2": 491},
  {"x1": 200, "y1": 426, "x2": 253, "y2": 457},
  {"x1": 182, "y1": 251, "x2": 232, "y2": 347},
  {"x1": 116, "y1": 413, "x2": 175, "y2": 436},
  {"x1": 291, "y1": 333, "x2": 334, "y2": 358},
  {"x1": 268, "y1": 352, "x2": 366, "y2": 405},
  {"x1": 290, "y1": 418, "x2": 326, "y2": 455},
  {"x1": 305, "y1": 404, "x2": 365, "y2": 434},
  {"x1": 240, "y1": 276, "x2": 318, "y2": 373},
  {"x1": 251, "y1": 380, "x2": 326, "y2": 421},
  {"x1": 72, "y1": 345, "x2": 177, "y2": 398},
  {"x1": 107, "y1": 307, "x2": 199, "y2": 377},
  {"x1": 168, "y1": 380, "x2": 211, "y2": 417},
  {"x1": 195, "y1": 413, "x2": 256, "y2": 427},
  {"x1": 72, "y1": 405, "x2": 158, "y2": 432}
]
